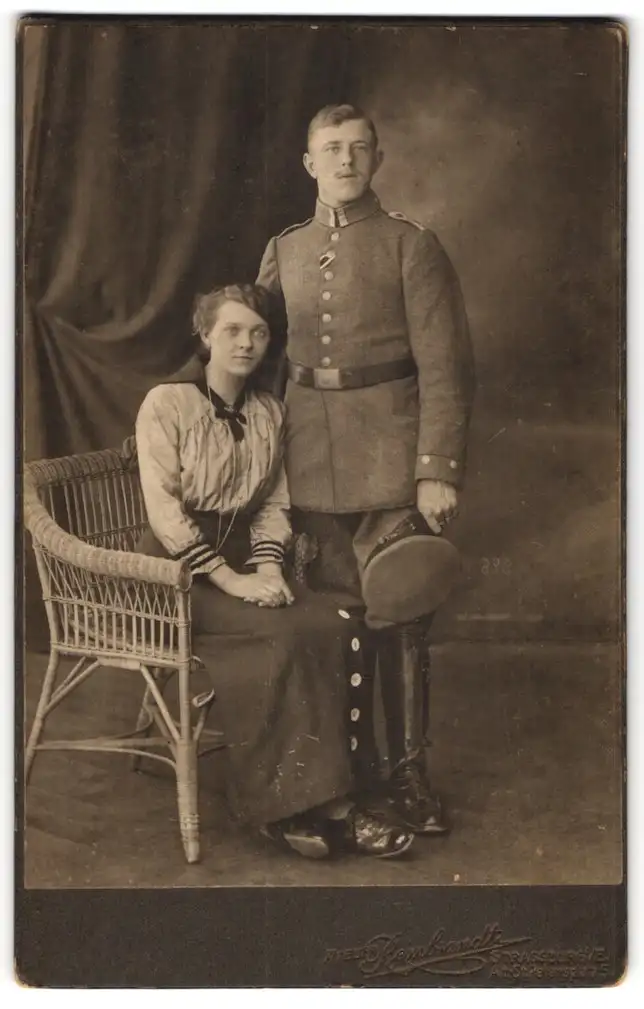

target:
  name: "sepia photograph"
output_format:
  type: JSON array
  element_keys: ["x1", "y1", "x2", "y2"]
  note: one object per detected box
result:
[{"x1": 17, "y1": 16, "x2": 626, "y2": 986}]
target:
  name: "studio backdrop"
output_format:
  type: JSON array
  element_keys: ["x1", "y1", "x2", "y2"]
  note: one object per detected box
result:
[{"x1": 21, "y1": 21, "x2": 624, "y2": 645}]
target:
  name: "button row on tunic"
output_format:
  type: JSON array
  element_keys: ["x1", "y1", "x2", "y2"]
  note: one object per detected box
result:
[{"x1": 320, "y1": 267, "x2": 334, "y2": 359}]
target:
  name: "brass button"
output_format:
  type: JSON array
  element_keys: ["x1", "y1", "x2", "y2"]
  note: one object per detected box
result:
[
  {"x1": 322, "y1": 291, "x2": 331, "y2": 301},
  {"x1": 350, "y1": 736, "x2": 358, "y2": 750},
  {"x1": 351, "y1": 637, "x2": 360, "y2": 652},
  {"x1": 324, "y1": 270, "x2": 334, "y2": 281},
  {"x1": 321, "y1": 356, "x2": 331, "y2": 367},
  {"x1": 322, "y1": 313, "x2": 332, "y2": 323},
  {"x1": 338, "y1": 609, "x2": 350, "y2": 619},
  {"x1": 321, "y1": 335, "x2": 331, "y2": 345},
  {"x1": 421, "y1": 454, "x2": 431, "y2": 464},
  {"x1": 450, "y1": 460, "x2": 458, "y2": 469},
  {"x1": 350, "y1": 673, "x2": 362, "y2": 687},
  {"x1": 330, "y1": 232, "x2": 340, "y2": 242},
  {"x1": 350, "y1": 708, "x2": 360, "y2": 722}
]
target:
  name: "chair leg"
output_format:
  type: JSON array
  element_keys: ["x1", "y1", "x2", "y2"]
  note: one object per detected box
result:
[
  {"x1": 175, "y1": 663, "x2": 200, "y2": 863},
  {"x1": 131, "y1": 668, "x2": 172, "y2": 772},
  {"x1": 25, "y1": 650, "x2": 60, "y2": 782},
  {"x1": 130, "y1": 684, "x2": 154, "y2": 772},
  {"x1": 175, "y1": 739, "x2": 200, "y2": 863}
]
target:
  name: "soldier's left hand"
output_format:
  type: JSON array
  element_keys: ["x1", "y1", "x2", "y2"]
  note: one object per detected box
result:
[{"x1": 417, "y1": 480, "x2": 459, "y2": 535}]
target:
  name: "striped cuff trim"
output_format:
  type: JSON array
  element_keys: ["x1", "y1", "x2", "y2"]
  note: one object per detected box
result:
[
  {"x1": 172, "y1": 541, "x2": 221, "y2": 573},
  {"x1": 192, "y1": 555, "x2": 226, "y2": 576},
  {"x1": 251, "y1": 543, "x2": 285, "y2": 560},
  {"x1": 245, "y1": 541, "x2": 285, "y2": 567}
]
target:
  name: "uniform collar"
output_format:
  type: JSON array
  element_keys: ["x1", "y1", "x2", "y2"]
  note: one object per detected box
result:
[{"x1": 314, "y1": 189, "x2": 380, "y2": 228}]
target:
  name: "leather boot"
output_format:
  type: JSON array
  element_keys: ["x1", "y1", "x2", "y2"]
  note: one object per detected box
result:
[{"x1": 377, "y1": 621, "x2": 449, "y2": 835}]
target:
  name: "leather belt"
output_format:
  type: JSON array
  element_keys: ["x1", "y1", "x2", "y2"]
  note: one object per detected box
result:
[{"x1": 287, "y1": 357, "x2": 417, "y2": 391}]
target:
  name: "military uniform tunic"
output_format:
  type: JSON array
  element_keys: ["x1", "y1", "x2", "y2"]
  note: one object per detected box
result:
[{"x1": 257, "y1": 189, "x2": 475, "y2": 514}]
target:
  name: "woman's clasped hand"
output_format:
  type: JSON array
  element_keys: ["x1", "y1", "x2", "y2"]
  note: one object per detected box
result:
[{"x1": 210, "y1": 565, "x2": 295, "y2": 608}]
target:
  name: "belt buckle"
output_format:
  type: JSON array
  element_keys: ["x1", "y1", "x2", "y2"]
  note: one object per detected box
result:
[{"x1": 314, "y1": 367, "x2": 342, "y2": 390}]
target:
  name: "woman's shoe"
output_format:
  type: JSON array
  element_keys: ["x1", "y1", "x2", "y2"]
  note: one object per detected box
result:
[
  {"x1": 331, "y1": 806, "x2": 415, "y2": 858},
  {"x1": 260, "y1": 815, "x2": 331, "y2": 859}
]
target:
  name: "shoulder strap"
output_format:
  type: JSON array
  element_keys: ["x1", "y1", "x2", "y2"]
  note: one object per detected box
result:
[
  {"x1": 276, "y1": 217, "x2": 313, "y2": 240},
  {"x1": 387, "y1": 210, "x2": 426, "y2": 231}
]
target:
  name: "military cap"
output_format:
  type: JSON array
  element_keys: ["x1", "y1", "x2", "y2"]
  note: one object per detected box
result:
[{"x1": 361, "y1": 511, "x2": 461, "y2": 626}]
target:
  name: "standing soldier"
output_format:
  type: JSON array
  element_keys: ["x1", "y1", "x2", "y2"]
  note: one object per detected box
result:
[{"x1": 257, "y1": 104, "x2": 475, "y2": 835}]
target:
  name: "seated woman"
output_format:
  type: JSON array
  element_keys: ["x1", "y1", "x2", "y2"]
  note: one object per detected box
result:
[{"x1": 134, "y1": 283, "x2": 413, "y2": 860}]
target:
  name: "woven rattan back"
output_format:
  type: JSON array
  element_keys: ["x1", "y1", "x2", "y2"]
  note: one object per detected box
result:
[
  {"x1": 25, "y1": 446, "x2": 191, "y2": 665},
  {"x1": 28, "y1": 445, "x2": 147, "y2": 550}
]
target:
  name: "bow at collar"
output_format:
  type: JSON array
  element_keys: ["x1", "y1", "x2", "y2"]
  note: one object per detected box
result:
[{"x1": 207, "y1": 386, "x2": 247, "y2": 442}]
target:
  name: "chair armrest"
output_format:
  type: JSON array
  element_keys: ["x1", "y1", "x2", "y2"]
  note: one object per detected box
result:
[{"x1": 24, "y1": 471, "x2": 191, "y2": 591}]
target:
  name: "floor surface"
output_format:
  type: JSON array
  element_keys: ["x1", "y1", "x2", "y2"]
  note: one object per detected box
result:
[{"x1": 22, "y1": 640, "x2": 623, "y2": 889}]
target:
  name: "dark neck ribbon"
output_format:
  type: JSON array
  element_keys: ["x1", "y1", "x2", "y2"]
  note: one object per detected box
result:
[{"x1": 206, "y1": 385, "x2": 247, "y2": 442}]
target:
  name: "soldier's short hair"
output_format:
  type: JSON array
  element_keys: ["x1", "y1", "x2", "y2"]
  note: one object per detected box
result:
[
  {"x1": 192, "y1": 284, "x2": 273, "y2": 362},
  {"x1": 307, "y1": 104, "x2": 379, "y2": 148}
]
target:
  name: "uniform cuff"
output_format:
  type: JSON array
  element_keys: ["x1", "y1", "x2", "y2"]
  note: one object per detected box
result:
[
  {"x1": 415, "y1": 453, "x2": 464, "y2": 486},
  {"x1": 245, "y1": 540, "x2": 285, "y2": 567},
  {"x1": 173, "y1": 541, "x2": 225, "y2": 575}
]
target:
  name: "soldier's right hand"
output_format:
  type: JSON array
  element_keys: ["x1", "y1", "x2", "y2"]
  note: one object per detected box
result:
[{"x1": 417, "y1": 479, "x2": 459, "y2": 535}]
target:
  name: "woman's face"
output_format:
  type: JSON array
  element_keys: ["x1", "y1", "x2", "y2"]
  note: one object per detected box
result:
[{"x1": 204, "y1": 300, "x2": 271, "y2": 378}]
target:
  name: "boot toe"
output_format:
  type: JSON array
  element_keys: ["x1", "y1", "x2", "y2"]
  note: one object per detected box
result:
[
  {"x1": 389, "y1": 761, "x2": 450, "y2": 835},
  {"x1": 339, "y1": 808, "x2": 415, "y2": 858},
  {"x1": 405, "y1": 807, "x2": 450, "y2": 835}
]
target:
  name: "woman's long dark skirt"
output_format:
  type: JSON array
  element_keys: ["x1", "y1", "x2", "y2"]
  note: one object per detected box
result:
[{"x1": 137, "y1": 520, "x2": 360, "y2": 826}]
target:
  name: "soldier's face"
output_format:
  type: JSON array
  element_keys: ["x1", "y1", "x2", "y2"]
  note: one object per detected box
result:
[
  {"x1": 304, "y1": 119, "x2": 383, "y2": 207},
  {"x1": 204, "y1": 300, "x2": 270, "y2": 379}
]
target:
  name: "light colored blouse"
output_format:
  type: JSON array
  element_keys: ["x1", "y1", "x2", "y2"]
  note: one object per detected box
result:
[{"x1": 135, "y1": 381, "x2": 292, "y2": 576}]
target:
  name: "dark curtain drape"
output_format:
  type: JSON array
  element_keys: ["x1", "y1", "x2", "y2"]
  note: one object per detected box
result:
[
  {"x1": 21, "y1": 22, "x2": 623, "y2": 649},
  {"x1": 20, "y1": 21, "x2": 367, "y2": 649},
  {"x1": 23, "y1": 22, "x2": 361, "y2": 460},
  {"x1": 23, "y1": 22, "x2": 622, "y2": 461}
]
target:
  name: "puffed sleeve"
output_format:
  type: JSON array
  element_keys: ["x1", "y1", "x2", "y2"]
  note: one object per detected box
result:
[
  {"x1": 245, "y1": 399, "x2": 292, "y2": 567},
  {"x1": 135, "y1": 387, "x2": 226, "y2": 576},
  {"x1": 402, "y1": 228, "x2": 476, "y2": 489}
]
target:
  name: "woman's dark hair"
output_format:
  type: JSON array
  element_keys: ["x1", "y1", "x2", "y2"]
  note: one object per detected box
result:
[
  {"x1": 192, "y1": 283, "x2": 274, "y2": 365},
  {"x1": 192, "y1": 283, "x2": 284, "y2": 391}
]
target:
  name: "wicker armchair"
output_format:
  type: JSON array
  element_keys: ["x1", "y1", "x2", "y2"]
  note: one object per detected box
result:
[{"x1": 24, "y1": 441, "x2": 314, "y2": 864}]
